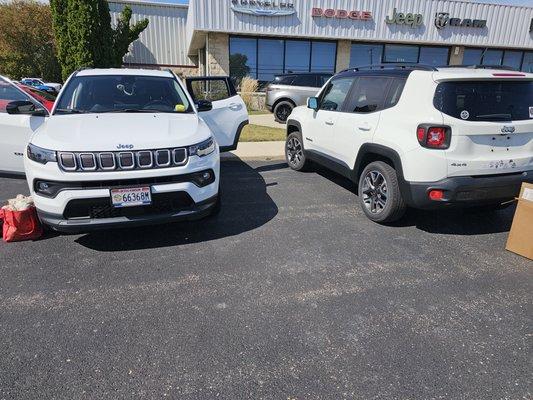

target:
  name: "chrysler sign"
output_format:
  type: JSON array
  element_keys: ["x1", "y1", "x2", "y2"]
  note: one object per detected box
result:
[{"x1": 231, "y1": 0, "x2": 296, "y2": 17}]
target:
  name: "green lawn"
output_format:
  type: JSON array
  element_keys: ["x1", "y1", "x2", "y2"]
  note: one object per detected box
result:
[{"x1": 240, "y1": 124, "x2": 285, "y2": 142}]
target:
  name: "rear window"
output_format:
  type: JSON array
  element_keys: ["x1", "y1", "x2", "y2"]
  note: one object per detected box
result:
[
  {"x1": 434, "y1": 80, "x2": 533, "y2": 122},
  {"x1": 292, "y1": 75, "x2": 318, "y2": 87},
  {"x1": 273, "y1": 76, "x2": 294, "y2": 85}
]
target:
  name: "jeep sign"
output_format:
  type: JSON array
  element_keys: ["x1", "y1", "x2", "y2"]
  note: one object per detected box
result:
[{"x1": 385, "y1": 8, "x2": 423, "y2": 28}]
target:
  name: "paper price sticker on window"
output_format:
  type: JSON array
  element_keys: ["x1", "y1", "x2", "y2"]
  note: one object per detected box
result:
[{"x1": 522, "y1": 187, "x2": 533, "y2": 202}]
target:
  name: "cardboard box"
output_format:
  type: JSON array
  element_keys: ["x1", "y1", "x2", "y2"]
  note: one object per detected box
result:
[{"x1": 506, "y1": 182, "x2": 533, "y2": 260}]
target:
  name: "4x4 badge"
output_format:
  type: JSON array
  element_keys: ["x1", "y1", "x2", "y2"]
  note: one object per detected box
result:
[{"x1": 501, "y1": 126, "x2": 515, "y2": 134}]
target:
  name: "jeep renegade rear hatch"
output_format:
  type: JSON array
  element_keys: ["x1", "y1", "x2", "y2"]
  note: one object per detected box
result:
[{"x1": 433, "y1": 77, "x2": 533, "y2": 177}]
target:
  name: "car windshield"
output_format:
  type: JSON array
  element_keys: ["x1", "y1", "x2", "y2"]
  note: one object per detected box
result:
[
  {"x1": 54, "y1": 75, "x2": 192, "y2": 114},
  {"x1": 434, "y1": 80, "x2": 533, "y2": 122}
]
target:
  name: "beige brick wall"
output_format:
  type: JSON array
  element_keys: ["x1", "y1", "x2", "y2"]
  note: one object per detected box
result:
[
  {"x1": 171, "y1": 66, "x2": 200, "y2": 79},
  {"x1": 336, "y1": 40, "x2": 352, "y2": 72},
  {"x1": 207, "y1": 32, "x2": 230, "y2": 76}
]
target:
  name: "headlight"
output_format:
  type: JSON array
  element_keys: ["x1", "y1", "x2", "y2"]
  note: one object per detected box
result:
[
  {"x1": 27, "y1": 143, "x2": 57, "y2": 164},
  {"x1": 188, "y1": 137, "x2": 216, "y2": 157}
]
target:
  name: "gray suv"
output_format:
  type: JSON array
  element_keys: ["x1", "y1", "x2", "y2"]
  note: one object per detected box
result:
[{"x1": 265, "y1": 73, "x2": 331, "y2": 122}]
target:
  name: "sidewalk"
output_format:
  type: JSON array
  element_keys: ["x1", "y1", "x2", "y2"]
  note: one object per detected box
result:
[
  {"x1": 221, "y1": 141, "x2": 285, "y2": 161},
  {"x1": 249, "y1": 113, "x2": 286, "y2": 129}
]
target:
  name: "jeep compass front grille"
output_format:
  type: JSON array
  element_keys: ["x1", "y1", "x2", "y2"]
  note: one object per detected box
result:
[{"x1": 58, "y1": 148, "x2": 188, "y2": 172}]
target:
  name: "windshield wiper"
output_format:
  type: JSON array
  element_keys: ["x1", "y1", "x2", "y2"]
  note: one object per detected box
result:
[
  {"x1": 474, "y1": 113, "x2": 512, "y2": 121},
  {"x1": 97, "y1": 109, "x2": 170, "y2": 114},
  {"x1": 54, "y1": 108, "x2": 85, "y2": 114}
]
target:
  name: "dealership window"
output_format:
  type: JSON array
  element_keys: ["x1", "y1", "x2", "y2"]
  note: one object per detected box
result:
[
  {"x1": 384, "y1": 44, "x2": 419, "y2": 63},
  {"x1": 285, "y1": 40, "x2": 311, "y2": 73},
  {"x1": 463, "y1": 47, "x2": 531, "y2": 71},
  {"x1": 230, "y1": 36, "x2": 337, "y2": 85},
  {"x1": 482, "y1": 49, "x2": 503, "y2": 66},
  {"x1": 503, "y1": 51, "x2": 523, "y2": 70},
  {"x1": 350, "y1": 44, "x2": 383, "y2": 67},
  {"x1": 229, "y1": 37, "x2": 257, "y2": 81},
  {"x1": 258, "y1": 39, "x2": 284, "y2": 82},
  {"x1": 522, "y1": 52, "x2": 533, "y2": 72},
  {"x1": 311, "y1": 41, "x2": 337, "y2": 74},
  {"x1": 419, "y1": 47, "x2": 449, "y2": 66}
]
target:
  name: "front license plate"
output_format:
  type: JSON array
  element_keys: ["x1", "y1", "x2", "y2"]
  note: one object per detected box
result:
[{"x1": 111, "y1": 187, "x2": 152, "y2": 208}]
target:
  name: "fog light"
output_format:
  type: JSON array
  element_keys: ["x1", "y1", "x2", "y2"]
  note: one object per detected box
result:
[
  {"x1": 191, "y1": 170, "x2": 215, "y2": 187},
  {"x1": 429, "y1": 189, "x2": 444, "y2": 201},
  {"x1": 38, "y1": 182, "x2": 49, "y2": 191}
]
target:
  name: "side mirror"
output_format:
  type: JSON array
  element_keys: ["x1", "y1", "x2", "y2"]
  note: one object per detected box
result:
[
  {"x1": 307, "y1": 97, "x2": 319, "y2": 111},
  {"x1": 6, "y1": 100, "x2": 46, "y2": 116},
  {"x1": 196, "y1": 100, "x2": 213, "y2": 112}
]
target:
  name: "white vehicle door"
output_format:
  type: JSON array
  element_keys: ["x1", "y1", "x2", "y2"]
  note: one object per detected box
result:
[
  {"x1": 186, "y1": 77, "x2": 248, "y2": 152},
  {"x1": 0, "y1": 77, "x2": 47, "y2": 175},
  {"x1": 334, "y1": 76, "x2": 402, "y2": 168},
  {"x1": 306, "y1": 76, "x2": 355, "y2": 156}
]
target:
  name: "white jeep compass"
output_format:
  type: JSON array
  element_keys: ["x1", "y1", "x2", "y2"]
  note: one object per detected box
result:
[
  {"x1": 285, "y1": 64, "x2": 533, "y2": 223},
  {"x1": 0, "y1": 69, "x2": 248, "y2": 232}
]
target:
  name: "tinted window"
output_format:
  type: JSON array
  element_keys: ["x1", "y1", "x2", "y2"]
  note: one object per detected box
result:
[
  {"x1": 503, "y1": 51, "x2": 523, "y2": 70},
  {"x1": 230, "y1": 37, "x2": 258, "y2": 82},
  {"x1": 311, "y1": 41, "x2": 336, "y2": 74},
  {"x1": 292, "y1": 75, "x2": 318, "y2": 87},
  {"x1": 55, "y1": 75, "x2": 191, "y2": 114},
  {"x1": 419, "y1": 47, "x2": 449, "y2": 66},
  {"x1": 285, "y1": 40, "x2": 311, "y2": 73},
  {"x1": 384, "y1": 44, "x2": 418, "y2": 63},
  {"x1": 273, "y1": 76, "x2": 294, "y2": 85},
  {"x1": 463, "y1": 48, "x2": 483, "y2": 65},
  {"x1": 320, "y1": 77, "x2": 353, "y2": 111},
  {"x1": 319, "y1": 75, "x2": 331, "y2": 86},
  {"x1": 385, "y1": 78, "x2": 407, "y2": 109},
  {"x1": 522, "y1": 52, "x2": 533, "y2": 73},
  {"x1": 434, "y1": 81, "x2": 533, "y2": 122},
  {"x1": 0, "y1": 79, "x2": 29, "y2": 113},
  {"x1": 189, "y1": 79, "x2": 230, "y2": 102},
  {"x1": 350, "y1": 44, "x2": 383, "y2": 67},
  {"x1": 346, "y1": 77, "x2": 390, "y2": 113},
  {"x1": 482, "y1": 50, "x2": 503, "y2": 66},
  {"x1": 258, "y1": 39, "x2": 284, "y2": 82}
]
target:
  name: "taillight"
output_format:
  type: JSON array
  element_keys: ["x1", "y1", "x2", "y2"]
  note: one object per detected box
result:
[{"x1": 416, "y1": 125, "x2": 451, "y2": 149}]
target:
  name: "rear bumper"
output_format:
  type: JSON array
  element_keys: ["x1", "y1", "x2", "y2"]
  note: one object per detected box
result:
[
  {"x1": 38, "y1": 194, "x2": 218, "y2": 233},
  {"x1": 404, "y1": 170, "x2": 532, "y2": 209}
]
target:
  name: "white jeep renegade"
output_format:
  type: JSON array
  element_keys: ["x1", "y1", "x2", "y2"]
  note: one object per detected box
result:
[
  {"x1": 285, "y1": 64, "x2": 533, "y2": 223},
  {"x1": 0, "y1": 69, "x2": 248, "y2": 232}
]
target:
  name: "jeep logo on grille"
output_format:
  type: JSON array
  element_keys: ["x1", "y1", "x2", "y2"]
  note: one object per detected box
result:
[
  {"x1": 501, "y1": 126, "x2": 516, "y2": 134},
  {"x1": 117, "y1": 144, "x2": 134, "y2": 150}
]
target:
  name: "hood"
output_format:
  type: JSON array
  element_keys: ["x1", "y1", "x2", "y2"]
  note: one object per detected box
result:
[{"x1": 32, "y1": 113, "x2": 208, "y2": 152}]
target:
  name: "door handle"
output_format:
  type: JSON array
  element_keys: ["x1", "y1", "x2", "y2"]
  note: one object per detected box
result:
[
  {"x1": 358, "y1": 124, "x2": 372, "y2": 131},
  {"x1": 325, "y1": 120, "x2": 334, "y2": 126},
  {"x1": 229, "y1": 103, "x2": 241, "y2": 111}
]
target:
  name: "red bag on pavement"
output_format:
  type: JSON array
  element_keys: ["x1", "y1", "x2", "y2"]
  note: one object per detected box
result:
[{"x1": 1, "y1": 205, "x2": 43, "y2": 242}]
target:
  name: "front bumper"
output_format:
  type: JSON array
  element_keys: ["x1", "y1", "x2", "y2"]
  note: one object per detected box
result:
[
  {"x1": 404, "y1": 170, "x2": 532, "y2": 209},
  {"x1": 38, "y1": 194, "x2": 218, "y2": 233}
]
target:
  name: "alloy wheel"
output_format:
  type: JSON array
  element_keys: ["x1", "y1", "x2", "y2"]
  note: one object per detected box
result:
[
  {"x1": 286, "y1": 136, "x2": 303, "y2": 167},
  {"x1": 362, "y1": 170, "x2": 388, "y2": 214},
  {"x1": 276, "y1": 104, "x2": 291, "y2": 121}
]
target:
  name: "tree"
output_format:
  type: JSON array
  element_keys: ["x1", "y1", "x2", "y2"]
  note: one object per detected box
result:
[
  {"x1": 229, "y1": 53, "x2": 251, "y2": 85},
  {"x1": 0, "y1": 0, "x2": 61, "y2": 81},
  {"x1": 50, "y1": 0, "x2": 148, "y2": 80}
]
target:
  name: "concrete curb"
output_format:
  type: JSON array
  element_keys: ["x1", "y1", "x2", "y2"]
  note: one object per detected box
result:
[{"x1": 221, "y1": 141, "x2": 285, "y2": 161}]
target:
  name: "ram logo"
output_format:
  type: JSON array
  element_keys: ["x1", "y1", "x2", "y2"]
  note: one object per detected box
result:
[{"x1": 501, "y1": 126, "x2": 516, "y2": 134}]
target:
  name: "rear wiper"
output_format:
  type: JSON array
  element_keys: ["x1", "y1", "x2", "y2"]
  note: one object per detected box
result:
[
  {"x1": 55, "y1": 108, "x2": 85, "y2": 114},
  {"x1": 474, "y1": 113, "x2": 512, "y2": 121}
]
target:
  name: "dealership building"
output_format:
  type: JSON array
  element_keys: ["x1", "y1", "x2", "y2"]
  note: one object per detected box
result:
[{"x1": 109, "y1": 0, "x2": 533, "y2": 82}]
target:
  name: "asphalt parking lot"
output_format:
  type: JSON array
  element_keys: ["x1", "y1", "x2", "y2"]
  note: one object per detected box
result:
[{"x1": 0, "y1": 160, "x2": 531, "y2": 400}]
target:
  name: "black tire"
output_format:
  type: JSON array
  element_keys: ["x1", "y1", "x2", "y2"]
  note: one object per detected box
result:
[
  {"x1": 273, "y1": 100, "x2": 294, "y2": 123},
  {"x1": 358, "y1": 161, "x2": 406, "y2": 223},
  {"x1": 285, "y1": 131, "x2": 310, "y2": 172}
]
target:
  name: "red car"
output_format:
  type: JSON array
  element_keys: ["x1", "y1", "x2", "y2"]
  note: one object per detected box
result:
[{"x1": 16, "y1": 83, "x2": 56, "y2": 112}]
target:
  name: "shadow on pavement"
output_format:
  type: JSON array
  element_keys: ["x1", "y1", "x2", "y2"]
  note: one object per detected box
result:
[
  {"x1": 75, "y1": 159, "x2": 278, "y2": 252},
  {"x1": 313, "y1": 164, "x2": 515, "y2": 236}
]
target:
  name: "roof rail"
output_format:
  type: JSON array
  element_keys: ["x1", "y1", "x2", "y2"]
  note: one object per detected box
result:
[
  {"x1": 342, "y1": 63, "x2": 438, "y2": 73},
  {"x1": 439, "y1": 64, "x2": 517, "y2": 71}
]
